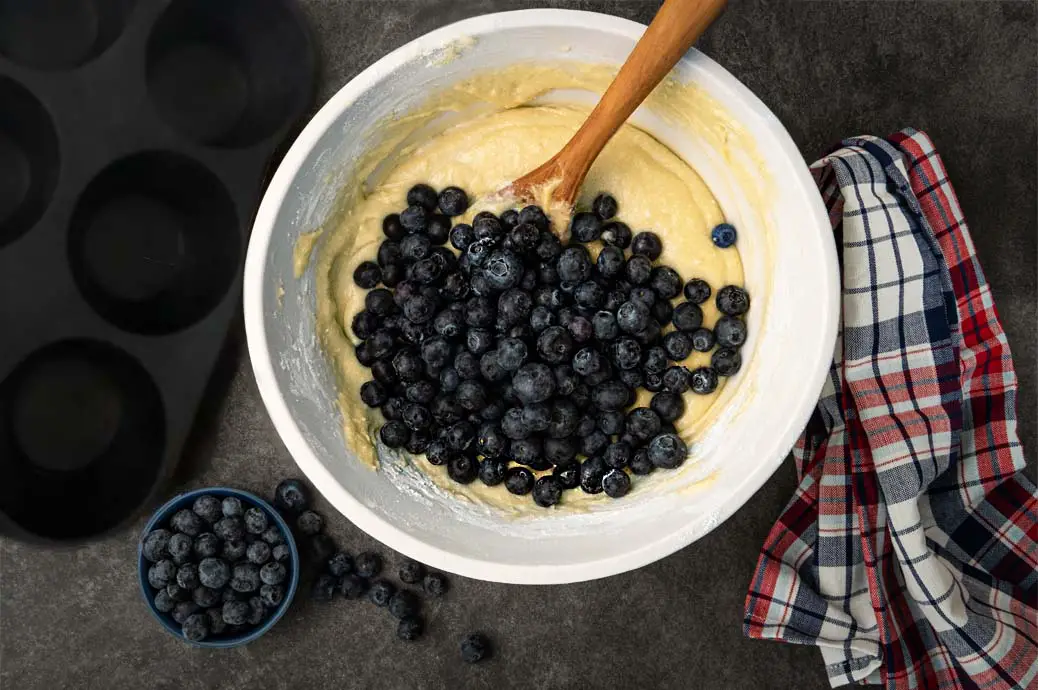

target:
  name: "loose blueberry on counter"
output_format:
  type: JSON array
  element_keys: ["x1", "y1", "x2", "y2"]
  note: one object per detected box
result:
[
  {"x1": 369, "y1": 578, "x2": 396, "y2": 607},
  {"x1": 710, "y1": 222, "x2": 737, "y2": 248},
  {"x1": 327, "y1": 551, "x2": 354, "y2": 577},
  {"x1": 399, "y1": 560, "x2": 426, "y2": 585},
  {"x1": 423, "y1": 572, "x2": 449, "y2": 597},
  {"x1": 296, "y1": 510, "x2": 324, "y2": 536},
  {"x1": 388, "y1": 590, "x2": 420, "y2": 619},
  {"x1": 340, "y1": 574, "x2": 368, "y2": 600},
  {"x1": 461, "y1": 633, "x2": 491, "y2": 663},
  {"x1": 311, "y1": 574, "x2": 337, "y2": 602},
  {"x1": 397, "y1": 616, "x2": 425, "y2": 641},
  {"x1": 354, "y1": 551, "x2": 382, "y2": 579}
]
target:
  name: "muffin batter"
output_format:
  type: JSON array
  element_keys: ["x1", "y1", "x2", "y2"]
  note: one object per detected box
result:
[{"x1": 309, "y1": 64, "x2": 745, "y2": 511}]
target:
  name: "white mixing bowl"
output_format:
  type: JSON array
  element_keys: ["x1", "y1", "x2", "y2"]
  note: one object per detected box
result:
[{"x1": 244, "y1": 10, "x2": 838, "y2": 584}]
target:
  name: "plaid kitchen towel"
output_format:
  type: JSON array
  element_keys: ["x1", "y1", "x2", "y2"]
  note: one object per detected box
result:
[{"x1": 743, "y1": 129, "x2": 1037, "y2": 689}]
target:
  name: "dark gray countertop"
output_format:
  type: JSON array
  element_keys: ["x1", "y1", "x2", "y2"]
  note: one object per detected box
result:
[{"x1": 2, "y1": 1, "x2": 1034, "y2": 688}]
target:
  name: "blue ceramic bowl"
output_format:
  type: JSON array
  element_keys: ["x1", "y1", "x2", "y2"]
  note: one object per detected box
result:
[{"x1": 137, "y1": 487, "x2": 299, "y2": 648}]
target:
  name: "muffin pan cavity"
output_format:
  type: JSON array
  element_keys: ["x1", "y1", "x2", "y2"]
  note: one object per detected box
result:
[
  {"x1": 146, "y1": 0, "x2": 315, "y2": 147},
  {"x1": 0, "y1": 340, "x2": 165, "y2": 539},
  {"x1": 0, "y1": 0, "x2": 137, "y2": 70},
  {"x1": 0, "y1": 76, "x2": 60, "y2": 247},
  {"x1": 69, "y1": 152, "x2": 240, "y2": 335},
  {"x1": 0, "y1": 0, "x2": 315, "y2": 543}
]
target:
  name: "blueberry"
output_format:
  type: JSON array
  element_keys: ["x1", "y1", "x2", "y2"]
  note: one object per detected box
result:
[
  {"x1": 353, "y1": 261, "x2": 382, "y2": 288},
  {"x1": 260, "y1": 583, "x2": 285, "y2": 609},
  {"x1": 402, "y1": 294, "x2": 437, "y2": 324},
  {"x1": 439, "y1": 367, "x2": 461, "y2": 393},
  {"x1": 611, "y1": 337, "x2": 642, "y2": 370},
  {"x1": 710, "y1": 222, "x2": 737, "y2": 248},
  {"x1": 435, "y1": 186, "x2": 468, "y2": 216},
  {"x1": 351, "y1": 311, "x2": 380, "y2": 340},
  {"x1": 688, "y1": 366, "x2": 718, "y2": 395},
  {"x1": 661, "y1": 366, "x2": 691, "y2": 394},
  {"x1": 527, "y1": 475, "x2": 561, "y2": 507},
  {"x1": 498, "y1": 289, "x2": 533, "y2": 326},
  {"x1": 473, "y1": 212, "x2": 504, "y2": 242},
  {"x1": 171, "y1": 508, "x2": 204, "y2": 537},
  {"x1": 648, "y1": 433, "x2": 688, "y2": 469},
  {"x1": 595, "y1": 410, "x2": 624, "y2": 436},
  {"x1": 382, "y1": 263, "x2": 404, "y2": 287},
  {"x1": 617, "y1": 300, "x2": 650, "y2": 333},
  {"x1": 247, "y1": 597, "x2": 265, "y2": 625},
  {"x1": 650, "y1": 267, "x2": 682, "y2": 300},
  {"x1": 557, "y1": 246, "x2": 593, "y2": 283},
  {"x1": 548, "y1": 400, "x2": 579, "y2": 439},
  {"x1": 166, "y1": 583, "x2": 191, "y2": 602},
  {"x1": 535, "y1": 326, "x2": 573, "y2": 364},
  {"x1": 572, "y1": 347, "x2": 606, "y2": 378},
  {"x1": 400, "y1": 233, "x2": 432, "y2": 263},
  {"x1": 512, "y1": 363, "x2": 555, "y2": 403},
  {"x1": 423, "y1": 572, "x2": 449, "y2": 597},
  {"x1": 148, "y1": 559, "x2": 177, "y2": 589},
  {"x1": 168, "y1": 533, "x2": 193, "y2": 564},
  {"x1": 450, "y1": 223, "x2": 475, "y2": 250},
  {"x1": 381, "y1": 420, "x2": 411, "y2": 448},
  {"x1": 400, "y1": 205, "x2": 428, "y2": 234},
  {"x1": 629, "y1": 448, "x2": 654, "y2": 475},
  {"x1": 324, "y1": 552, "x2": 352, "y2": 578},
  {"x1": 354, "y1": 551, "x2": 382, "y2": 578},
  {"x1": 518, "y1": 205, "x2": 549, "y2": 231},
  {"x1": 405, "y1": 380, "x2": 437, "y2": 405},
  {"x1": 260, "y1": 562, "x2": 287, "y2": 589},
  {"x1": 521, "y1": 404, "x2": 551, "y2": 433},
  {"x1": 393, "y1": 350, "x2": 425, "y2": 382},
  {"x1": 651, "y1": 391, "x2": 685, "y2": 423},
  {"x1": 553, "y1": 365, "x2": 580, "y2": 396},
  {"x1": 231, "y1": 563, "x2": 261, "y2": 593},
  {"x1": 397, "y1": 616, "x2": 425, "y2": 642},
  {"x1": 399, "y1": 560, "x2": 426, "y2": 585},
  {"x1": 626, "y1": 408, "x2": 662, "y2": 442},
  {"x1": 642, "y1": 346, "x2": 668, "y2": 375},
  {"x1": 272, "y1": 544, "x2": 291, "y2": 563},
  {"x1": 447, "y1": 454, "x2": 478, "y2": 484},
  {"x1": 388, "y1": 590, "x2": 421, "y2": 619},
  {"x1": 535, "y1": 233, "x2": 563, "y2": 262},
  {"x1": 271, "y1": 480, "x2": 308, "y2": 517},
  {"x1": 466, "y1": 328, "x2": 494, "y2": 356},
  {"x1": 716, "y1": 285, "x2": 750, "y2": 316},
  {"x1": 574, "y1": 281, "x2": 604, "y2": 309},
  {"x1": 508, "y1": 222, "x2": 541, "y2": 252},
  {"x1": 383, "y1": 213, "x2": 406, "y2": 240},
  {"x1": 461, "y1": 632, "x2": 491, "y2": 663},
  {"x1": 510, "y1": 437, "x2": 546, "y2": 469},
  {"x1": 602, "y1": 469, "x2": 631, "y2": 498},
  {"x1": 340, "y1": 568, "x2": 369, "y2": 597},
  {"x1": 553, "y1": 463, "x2": 580, "y2": 489},
  {"x1": 260, "y1": 527, "x2": 283, "y2": 547},
  {"x1": 309, "y1": 534, "x2": 337, "y2": 563},
  {"x1": 296, "y1": 510, "x2": 323, "y2": 536},
  {"x1": 596, "y1": 246, "x2": 625, "y2": 280},
  {"x1": 592, "y1": 193, "x2": 618, "y2": 220},
  {"x1": 630, "y1": 286, "x2": 656, "y2": 306},
  {"x1": 570, "y1": 212, "x2": 601, "y2": 242},
  {"x1": 247, "y1": 541, "x2": 271, "y2": 565},
  {"x1": 592, "y1": 381, "x2": 630, "y2": 411},
  {"x1": 712, "y1": 347, "x2": 742, "y2": 376},
  {"x1": 205, "y1": 608, "x2": 227, "y2": 636},
  {"x1": 672, "y1": 302, "x2": 704, "y2": 333},
  {"x1": 243, "y1": 507, "x2": 268, "y2": 536},
  {"x1": 625, "y1": 255, "x2": 652, "y2": 285},
  {"x1": 604, "y1": 442, "x2": 632, "y2": 470},
  {"x1": 592, "y1": 311, "x2": 619, "y2": 341},
  {"x1": 663, "y1": 331, "x2": 693, "y2": 361},
  {"x1": 652, "y1": 299, "x2": 674, "y2": 324},
  {"x1": 222, "y1": 538, "x2": 247, "y2": 562},
  {"x1": 310, "y1": 574, "x2": 337, "y2": 602},
  {"x1": 192, "y1": 585, "x2": 221, "y2": 609},
  {"x1": 631, "y1": 231, "x2": 663, "y2": 260},
  {"x1": 484, "y1": 250, "x2": 524, "y2": 290},
  {"x1": 426, "y1": 214, "x2": 451, "y2": 244},
  {"x1": 619, "y1": 367, "x2": 644, "y2": 389},
  {"x1": 501, "y1": 467, "x2": 533, "y2": 495},
  {"x1": 180, "y1": 612, "x2": 209, "y2": 642},
  {"x1": 377, "y1": 240, "x2": 403, "y2": 269},
  {"x1": 222, "y1": 598, "x2": 250, "y2": 623},
  {"x1": 715, "y1": 315, "x2": 747, "y2": 348},
  {"x1": 445, "y1": 420, "x2": 475, "y2": 450},
  {"x1": 154, "y1": 588, "x2": 175, "y2": 613},
  {"x1": 172, "y1": 601, "x2": 200, "y2": 625},
  {"x1": 191, "y1": 495, "x2": 223, "y2": 524},
  {"x1": 176, "y1": 563, "x2": 200, "y2": 590},
  {"x1": 142, "y1": 529, "x2": 172, "y2": 563},
  {"x1": 690, "y1": 327, "x2": 715, "y2": 353},
  {"x1": 368, "y1": 578, "x2": 396, "y2": 607},
  {"x1": 579, "y1": 456, "x2": 608, "y2": 494},
  {"x1": 601, "y1": 220, "x2": 632, "y2": 249},
  {"x1": 406, "y1": 183, "x2": 438, "y2": 211},
  {"x1": 495, "y1": 338, "x2": 528, "y2": 372},
  {"x1": 430, "y1": 398, "x2": 463, "y2": 427},
  {"x1": 500, "y1": 209, "x2": 520, "y2": 228}
]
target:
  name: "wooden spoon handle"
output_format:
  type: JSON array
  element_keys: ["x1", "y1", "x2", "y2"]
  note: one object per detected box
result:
[{"x1": 550, "y1": 0, "x2": 728, "y2": 204}]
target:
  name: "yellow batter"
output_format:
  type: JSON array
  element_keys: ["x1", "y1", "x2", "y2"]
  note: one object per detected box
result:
[{"x1": 308, "y1": 64, "x2": 747, "y2": 511}]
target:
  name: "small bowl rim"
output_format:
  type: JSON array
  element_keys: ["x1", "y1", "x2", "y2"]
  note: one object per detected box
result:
[{"x1": 136, "y1": 486, "x2": 300, "y2": 649}]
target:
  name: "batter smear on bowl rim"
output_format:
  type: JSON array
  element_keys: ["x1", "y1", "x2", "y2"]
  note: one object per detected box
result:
[{"x1": 304, "y1": 63, "x2": 756, "y2": 512}]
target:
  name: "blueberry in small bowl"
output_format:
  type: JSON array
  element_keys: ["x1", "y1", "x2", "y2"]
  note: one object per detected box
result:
[{"x1": 138, "y1": 487, "x2": 299, "y2": 647}]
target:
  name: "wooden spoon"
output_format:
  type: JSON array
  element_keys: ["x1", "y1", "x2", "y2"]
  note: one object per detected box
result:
[{"x1": 508, "y1": 0, "x2": 727, "y2": 235}]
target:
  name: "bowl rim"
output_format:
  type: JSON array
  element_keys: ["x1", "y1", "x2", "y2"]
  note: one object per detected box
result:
[
  {"x1": 136, "y1": 487, "x2": 300, "y2": 648},
  {"x1": 243, "y1": 9, "x2": 839, "y2": 584}
]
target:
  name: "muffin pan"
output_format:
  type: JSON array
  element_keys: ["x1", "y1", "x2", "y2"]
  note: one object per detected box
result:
[{"x1": 0, "y1": 0, "x2": 316, "y2": 542}]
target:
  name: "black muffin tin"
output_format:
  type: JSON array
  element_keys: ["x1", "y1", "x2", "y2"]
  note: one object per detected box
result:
[{"x1": 0, "y1": 0, "x2": 316, "y2": 542}]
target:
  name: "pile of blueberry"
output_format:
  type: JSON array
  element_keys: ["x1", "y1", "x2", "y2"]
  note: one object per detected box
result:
[
  {"x1": 351, "y1": 184, "x2": 751, "y2": 505},
  {"x1": 141, "y1": 493, "x2": 292, "y2": 643}
]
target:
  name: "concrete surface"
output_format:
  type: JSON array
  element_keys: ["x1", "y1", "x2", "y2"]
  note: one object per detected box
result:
[{"x1": 2, "y1": 1, "x2": 1035, "y2": 688}]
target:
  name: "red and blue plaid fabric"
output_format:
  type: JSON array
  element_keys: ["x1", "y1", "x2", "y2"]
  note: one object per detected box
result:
[{"x1": 743, "y1": 130, "x2": 1037, "y2": 689}]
